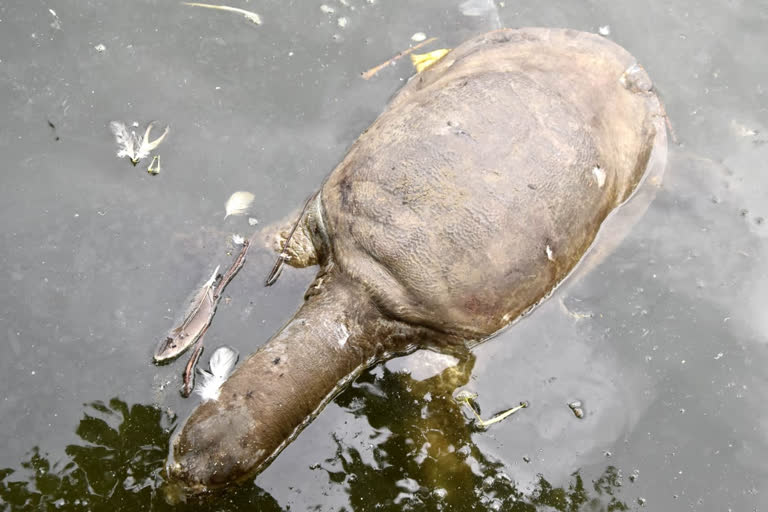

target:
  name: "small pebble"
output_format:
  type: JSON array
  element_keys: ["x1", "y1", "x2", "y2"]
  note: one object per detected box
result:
[{"x1": 568, "y1": 400, "x2": 585, "y2": 419}]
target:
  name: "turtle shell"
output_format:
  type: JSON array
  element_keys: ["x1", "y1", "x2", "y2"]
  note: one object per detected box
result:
[{"x1": 321, "y1": 28, "x2": 667, "y2": 338}]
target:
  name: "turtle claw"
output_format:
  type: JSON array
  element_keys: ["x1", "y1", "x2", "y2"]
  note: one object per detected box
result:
[{"x1": 454, "y1": 390, "x2": 528, "y2": 429}]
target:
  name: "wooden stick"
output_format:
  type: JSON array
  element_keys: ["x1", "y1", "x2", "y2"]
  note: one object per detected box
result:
[
  {"x1": 181, "y1": 336, "x2": 206, "y2": 397},
  {"x1": 361, "y1": 37, "x2": 438, "y2": 80},
  {"x1": 215, "y1": 240, "x2": 250, "y2": 299}
]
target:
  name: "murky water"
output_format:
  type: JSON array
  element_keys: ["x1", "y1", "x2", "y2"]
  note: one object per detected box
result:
[{"x1": 1, "y1": 0, "x2": 767, "y2": 510}]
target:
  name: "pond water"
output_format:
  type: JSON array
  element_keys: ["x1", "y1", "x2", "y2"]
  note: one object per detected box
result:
[{"x1": 1, "y1": 0, "x2": 767, "y2": 510}]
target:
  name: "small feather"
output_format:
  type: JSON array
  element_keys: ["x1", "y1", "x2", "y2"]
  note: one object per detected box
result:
[
  {"x1": 136, "y1": 122, "x2": 170, "y2": 160},
  {"x1": 209, "y1": 345, "x2": 239, "y2": 378},
  {"x1": 110, "y1": 121, "x2": 138, "y2": 161},
  {"x1": 195, "y1": 346, "x2": 239, "y2": 401},
  {"x1": 224, "y1": 191, "x2": 255, "y2": 219},
  {"x1": 195, "y1": 368, "x2": 224, "y2": 401}
]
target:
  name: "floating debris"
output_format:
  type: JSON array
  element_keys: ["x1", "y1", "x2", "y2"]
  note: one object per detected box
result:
[
  {"x1": 47, "y1": 120, "x2": 60, "y2": 141},
  {"x1": 320, "y1": 4, "x2": 335, "y2": 14},
  {"x1": 459, "y1": 0, "x2": 498, "y2": 17},
  {"x1": 731, "y1": 120, "x2": 759, "y2": 137},
  {"x1": 49, "y1": 8, "x2": 62, "y2": 30},
  {"x1": 411, "y1": 32, "x2": 427, "y2": 42},
  {"x1": 232, "y1": 234, "x2": 245, "y2": 245},
  {"x1": 224, "y1": 191, "x2": 255, "y2": 219},
  {"x1": 411, "y1": 48, "x2": 451, "y2": 73},
  {"x1": 361, "y1": 37, "x2": 438, "y2": 80},
  {"x1": 454, "y1": 390, "x2": 528, "y2": 428},
  {"x1": 181, "y1": 340, "x2": 205, "y2": 397},
  {"x1": 154, "y1": 265, "x2": 220, "y2": 363},
  {"x1": 337, "y1": 16, "x2": 348, "y2": 28},
  {"x1": 598, "y1": 25, "x2": 611, "y2": 36},
  {"x1": 109, "y1": 121, "x2": 169, "y2": 165},
  {"x1": 94, "y1": 43, "x2": 106, "y2": 52},
  {"x1": 182, "y1": 2, "x2": 262, "y2": 25},
  {"x1": 147, "y1": 155, "x2": 161, "y2": 175},
  {"x1": 559, "y1": 297, "x2": 594, "y2": 320},
  {"x1": 156, "y1": 240, "x2": 251, "y2": 396},
  {"x1": 568, "y1": 400, "x2": 585, "y2": 419},
  {"x1": 196, "y1": 346, "x2": 239, "y2": 401},
  {"x1": 248, "y1": 217, "x2": 259, "y2": 226}
]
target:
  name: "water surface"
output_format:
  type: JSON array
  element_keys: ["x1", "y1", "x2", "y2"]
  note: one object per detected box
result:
[{"x1": 1, "y1": 0, "x2": 767, "y2": 510}]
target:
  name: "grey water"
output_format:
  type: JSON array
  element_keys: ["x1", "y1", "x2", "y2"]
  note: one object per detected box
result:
[{"x1": 1, "y1": 0, "x2": 767, "y2": 510}]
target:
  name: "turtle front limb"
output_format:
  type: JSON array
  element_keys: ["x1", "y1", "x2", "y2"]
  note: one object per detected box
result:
[{"x1": 264, "y1": 193, "x2": 330, "y2": 285}]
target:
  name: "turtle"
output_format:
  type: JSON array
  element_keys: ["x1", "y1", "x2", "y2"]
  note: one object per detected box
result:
[{"x1": 163, "y1": 27, "x2": 668, "y2": 498}]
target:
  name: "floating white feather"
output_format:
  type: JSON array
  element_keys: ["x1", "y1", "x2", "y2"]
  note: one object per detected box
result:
[
  {"x1": 134, "y1": 122, "x2": 170, "y2": 162},
  {"x1": 110, "y1": 120, "x2": 169, "y2": 164},
  {"x1": 110, "y1": 121, "x2": 137, "y2": 160},
  {"x1": 196, "y1": 346, "x2": 239, "y2": 401},
  {"x1": 224, "y1": 191, "x2": 255, "y2": 219}
]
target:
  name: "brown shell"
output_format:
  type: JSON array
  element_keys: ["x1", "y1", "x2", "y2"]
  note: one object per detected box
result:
[{"x1": 322, "y1": 28, "x2": 666, "y2": 338}]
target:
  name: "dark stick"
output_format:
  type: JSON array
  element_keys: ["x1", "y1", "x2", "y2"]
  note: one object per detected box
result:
[
  {"x1": 181, "y1": 336, "x2": 206, "y2": 397},
  {"x1": 215, "y1": 239, "x2": 250, "y2": 299}
]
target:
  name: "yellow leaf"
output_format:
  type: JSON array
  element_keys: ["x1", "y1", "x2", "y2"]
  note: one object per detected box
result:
[{"x1": 410, "y1": 48, "x2": 451, "y2": 73}]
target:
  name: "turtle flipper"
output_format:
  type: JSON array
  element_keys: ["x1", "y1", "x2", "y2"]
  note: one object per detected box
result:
[{"x1": 265, "y1": 193, "x2": 325, "y2": 285}]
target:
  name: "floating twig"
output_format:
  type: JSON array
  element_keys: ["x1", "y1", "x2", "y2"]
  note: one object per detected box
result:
[
  {"x1": 361, "y1": 37, "x2": 438, "y2": 80},
  {"x1": 182, "y1": 2, "x2": 262, "y2": 25},
  {"x1": 215, "y1": 239, "x2": 250, "y2": 299},
  {"x1": 181, "y1": 338, "x2": 205, "y2": 397}
]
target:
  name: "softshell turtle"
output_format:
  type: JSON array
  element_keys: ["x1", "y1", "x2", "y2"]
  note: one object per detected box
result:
[{"x1": 165, "y1": 27, "x2": 668, "y2": 496}]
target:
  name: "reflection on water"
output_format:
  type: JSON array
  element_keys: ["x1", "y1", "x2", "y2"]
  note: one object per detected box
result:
[
  {"x1": 0, "y1": 399, "x2": 282, "y2": 512},
  {"x1": 1, "y1": 371, "x2": 631, "y2": 511}
]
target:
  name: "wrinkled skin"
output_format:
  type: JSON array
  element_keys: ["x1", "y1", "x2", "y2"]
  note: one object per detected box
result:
[{"x1": 165, "y1": 27, "x2": 668, "y2": 498}]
